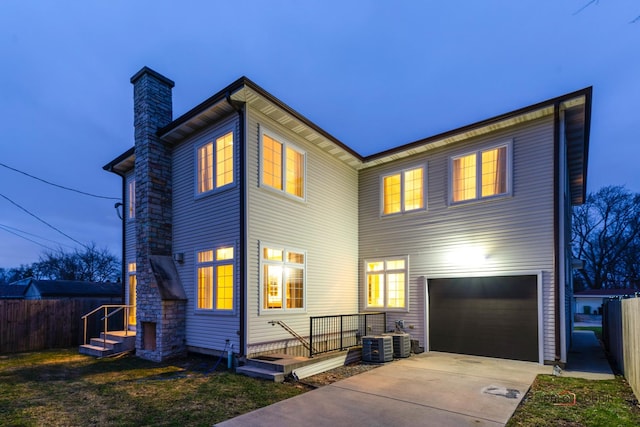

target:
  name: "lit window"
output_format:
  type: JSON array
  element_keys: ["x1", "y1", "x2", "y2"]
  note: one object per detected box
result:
[
  {"x1": 128, "y1": 180, "x2": 136, "y2": 219},
  {"x1": 197, "y1": 131, "x2": 234, "y2": 194},
  {"x1": 451, "y1": 144, "x2": 509, "y2": 203},
  {"x1": 262, "y1": 132, "x2": 305, "y2": 199},
  {"x1": 262, "y1": 245, "x2": 305, "y2": 311},
  {"x1": 382, "y1": 166, "x2": 425, "y2": 215},
  {"x1": 128, "y1": 262, "x2": 136, "y2": 326},
  {"x1": 365, "y1": 257, "x2": 408, "y2": 310},
  {"x1": 196, "y1": 246, "x2": 234, "y2": 311}
]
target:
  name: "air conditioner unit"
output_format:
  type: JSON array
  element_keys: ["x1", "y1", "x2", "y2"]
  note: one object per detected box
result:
[
  {"x1": 362, "y1": 335, "x2": 393, "y2": 363},
  {"x1": 384, "y1": 333, "x2": 411, "y2": 358}
]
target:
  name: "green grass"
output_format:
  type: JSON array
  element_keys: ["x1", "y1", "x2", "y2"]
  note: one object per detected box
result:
[
  {"x1": 0, "y1": 349, "x2": 307, "y2": 426},
  {"x1": 507, "y1": 375, "x2": 640, "y2": 427}
]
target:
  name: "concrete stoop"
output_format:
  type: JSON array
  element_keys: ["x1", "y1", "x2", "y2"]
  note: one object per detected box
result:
[
  {"x1": 236, "y1": 350, "x2": 352, "y2": 383},
  {"x1": 79, "y1": 331, "x2": 136, "y2": 358}
]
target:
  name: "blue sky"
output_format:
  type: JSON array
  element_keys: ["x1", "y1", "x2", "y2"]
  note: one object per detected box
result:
[{"x1": 1, "y1": 1, "x2": 638, "y2": 269}]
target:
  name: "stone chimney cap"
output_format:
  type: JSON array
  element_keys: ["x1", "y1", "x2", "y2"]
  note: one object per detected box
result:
[{"x1": 130, "y1": 66, "x2": 175, "y2": 88}]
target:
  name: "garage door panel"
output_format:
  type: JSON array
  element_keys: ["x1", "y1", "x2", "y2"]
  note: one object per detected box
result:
[{"x1": 428, "y1": 276, "x2": 538, "y2": 362}]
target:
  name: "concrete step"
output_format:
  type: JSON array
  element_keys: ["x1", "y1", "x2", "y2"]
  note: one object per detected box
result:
[
  {"x1": 235, "y1": 365, "x2": 285, "y2": 383},
  {"x1": 79, "y1": 344, "x2": 115, "y2": 358},
  {"x1": 89, "y1": 338, "x2": 121, "y2": 349}
]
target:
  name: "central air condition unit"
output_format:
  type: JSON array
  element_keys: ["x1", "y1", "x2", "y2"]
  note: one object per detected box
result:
[
  {"x1": 384, "y1": 333, "x2": 411, "y2": 358},
  {"x1": 362, "y1": 335, "x2": 393, "y2": 363}
]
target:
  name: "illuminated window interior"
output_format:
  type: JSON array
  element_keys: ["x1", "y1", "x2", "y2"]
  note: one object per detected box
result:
[
  {"x1": 382, "y1": 166, "x2": 425, "y2": 215},
  {"x1": 197, "y1": 131, "x2": 234, "y2": 194},
  {"x1": 262, "y1": 246, "x2": 305, "y2": 310},
  {"x1": 262, "y1": 132, "x2": 305, "y2": 199},
  {"x1": 452, "y1": 144, "x2": 508, "y2": 202},
  {"x1": 365, "y1": 257, "x2": 408, "y2": 309},
  {"x1": 197, "y1": 246, "x2": 234, "y2": 311},
  {"x1": 128, "y1": 262, "x2": 136, "y2": 325}
]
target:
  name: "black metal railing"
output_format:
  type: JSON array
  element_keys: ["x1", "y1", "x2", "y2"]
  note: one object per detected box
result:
[{"x1": 309, "y1": 312, "x2": 386, "y2": 358}]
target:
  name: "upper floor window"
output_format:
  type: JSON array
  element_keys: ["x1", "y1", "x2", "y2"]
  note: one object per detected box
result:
[
  {"x1": 382, "y1": 166, "x2": 425, "y2": 215},
  {"x1": 197, "y1": 131, "x2": 234, "y2": 195},
  {"x1": 128, "y1": 180, "x2": 136, "y2": 219},
  {"x1": 261, "y1": 130, "x2": 305, "y2": 200},
  {"x1": 196, "y1": 245, "x2": 234, "y2": 311},
  {"x1": 365, "y1": 256, "x2": 408, "y2": 310},
  {"x1": 261, "y1": 245, "x2": 305, "y2": 312},
  {"x1": 451, "y1": 143, "x2": 511, "y2": 203}
]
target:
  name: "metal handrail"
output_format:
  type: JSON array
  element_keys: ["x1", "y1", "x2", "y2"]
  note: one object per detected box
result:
[{"x1": 82, "y1": 304, "x2": 135, "y2": 349}]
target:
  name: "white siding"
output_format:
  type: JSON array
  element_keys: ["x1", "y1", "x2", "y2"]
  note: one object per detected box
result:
[
  {"x1": 125, "y1": 171, "x2": 136, "y2": 306},
  {"x1": 246, "y1": 108, "x2": 359, "y2": 352},
  {"x1": 359, "y1": 115, "x2": 558, "y2": 362},
  {"x1": 172, "y1": 115, "x2": 242, "y2": 352}
]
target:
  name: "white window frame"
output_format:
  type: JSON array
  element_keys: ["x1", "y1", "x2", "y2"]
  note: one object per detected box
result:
[
  {"x1": 194, "y1": 243, "x2": 236, "y2": 314},
  {"x1": 194, "y1": 126, "x2": 235, "y2": 198},
  {"x1": 259, "y1": 127, "x2": 307, "y2": 201},
  {"x1": 364, "y1": 256, "x2": 409, "y2": 312},
  {"x1": 380, "y1": 164, "x2": 427, "y2": 216},
  {"x1": 259, "y1": 242, "x2": 307, "y2": 314},
  {"x1": 449, "y1": 141, "x2": 512, "y2": 205},
  {"x1": 127, "y1": 179, "x2": 136, "y2": 220}
]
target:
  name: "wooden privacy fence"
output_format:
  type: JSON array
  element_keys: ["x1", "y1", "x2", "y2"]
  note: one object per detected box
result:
[
  {"x1": 0, "y1": 299, "x2": 117, "y2": 354},
  {"x1": 603, "y1": 295, "x2": 640, "y2": 401}
]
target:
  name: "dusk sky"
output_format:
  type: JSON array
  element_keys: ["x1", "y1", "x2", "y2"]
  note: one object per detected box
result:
[{"x1": 1, "y1": 1, "x2": 638, "y2": 269}]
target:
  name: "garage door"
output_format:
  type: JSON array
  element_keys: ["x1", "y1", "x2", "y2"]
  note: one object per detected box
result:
[{"x1": 428, "y1": 275, "x2": 538, "y2": 362}]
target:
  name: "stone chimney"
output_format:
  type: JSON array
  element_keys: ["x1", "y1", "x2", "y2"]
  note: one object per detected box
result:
[{"x1": 131, "y1": 67, "x2": 186, "y2": 362}]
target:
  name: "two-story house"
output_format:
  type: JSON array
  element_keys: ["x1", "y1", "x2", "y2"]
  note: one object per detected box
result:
[{"x1": 104, "y1": 67, "x2": 590, "y2": 366}]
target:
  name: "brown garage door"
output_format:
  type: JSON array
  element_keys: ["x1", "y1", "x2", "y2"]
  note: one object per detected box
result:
[{"x1": 428, "y1": 275, "x2": 538, "y2": 362}]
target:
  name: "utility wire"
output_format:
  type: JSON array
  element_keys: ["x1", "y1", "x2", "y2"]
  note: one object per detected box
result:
[
  {"x1": 0, "y1": 224, "x2": 55, "y2": 252},
  {"x1": 0, "y1": 162, "x2": 120, "y2": 200},
  {"x1": 0, "y1": 192, "x2": 89, "y2": 249},
  {"x1": 0, "y1": 222, "x2": 74, "y2": 249}
]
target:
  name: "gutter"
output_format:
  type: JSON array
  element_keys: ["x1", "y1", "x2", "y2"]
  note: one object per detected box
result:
[{"x1": 226, "y1": 93, "x2": 247, "y2": 358}]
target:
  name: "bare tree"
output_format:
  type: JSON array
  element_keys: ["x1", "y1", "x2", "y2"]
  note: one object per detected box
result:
[
  {"x1": 33, "y1": 243, "x2": 120, "y2": 282},
  {"x1": 572, "y1": 185, "x2": 640, "y2": 289}
]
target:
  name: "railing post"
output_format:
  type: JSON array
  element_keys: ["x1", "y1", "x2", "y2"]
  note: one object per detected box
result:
[
  {"x1": 309, "y1": 317, "x2": 314, "y2": 358},
  {"x1": 83, "y1": 317, "x2": 87, "y2": 345},
  {"x1": 103, "y1": 307, "x2": 108, "y2": 349},
  {"x1": 340, "y1": 315, "x2": 344, "y2": 350}
]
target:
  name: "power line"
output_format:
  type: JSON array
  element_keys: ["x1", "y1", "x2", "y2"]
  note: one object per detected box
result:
[
  {"x1": 0, "y1": 224, "x2": 55, "y2": 252},
  {"x1": 0, "y1": 192, "x2": 89, "y2": 249},
  {"x1": 0, "y1": 222, "x2": 74, "y2": 249},
  {"x1": 0, "y1": 162, "x2": 120, "y2": 200}
]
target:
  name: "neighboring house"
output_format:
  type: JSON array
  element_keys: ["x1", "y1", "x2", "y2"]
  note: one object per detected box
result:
[
  {"x1": 8, "y1": 278, "x2": 121, "y2": 302},
  {"x1": 574, "y1": 288, "x2": 638, "y2": 316},
  {"x1": 0, "y1": 284, "x2": 27, "y2": 299},
  {"x1": 104, "y1": 67, "x2": 591, "y2": 365}
]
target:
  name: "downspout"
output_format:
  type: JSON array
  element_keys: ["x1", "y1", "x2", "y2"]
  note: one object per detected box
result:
[
  {"x1": 105, "y1": 166, "x2": 126, "y2": 303},
  {"x1": 226, "y1": 93, "x2": 247, "y2": 358},
  {"x1": 553, "y1": 101, "x2": 561, "y2": 363}
]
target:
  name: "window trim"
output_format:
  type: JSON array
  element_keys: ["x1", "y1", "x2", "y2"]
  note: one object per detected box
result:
[
  {"x1": 194, "y1": 243, "x2": 236, "y2": 314},
  {"x1": 259, "y1": 127, "x2": 307, "y2": 202},
  {"x1": 380, "y1": 164, "x2": 427, "y2": 216},
  {"x1": 363, "y1": 255, "x2": 409, "y2": 312},
  {"x1": 449, "y1": 141, "x2": 512, "y2": 205},
  {"x1": 259, "y1": 241, "x2": 307, "y2": 315},
  {"x1": 127, "y1": 179, "x2": 136, "y2": 220},
  {"x1": 194, "y1": 126, "x2": 235, "y2": 198}
]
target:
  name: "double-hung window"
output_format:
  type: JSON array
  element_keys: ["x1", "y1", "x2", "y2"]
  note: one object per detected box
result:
[
  {"x1": 382, "y1": 166, "x2": 425, "y2": 215},
  {"x1": 451, "y1": 143, "x2": 511, "y2": 203},
  {"x1": 261, "y1": 245, "x2": 305, "y2": 311},
  {"x1": 261, "y1": 130, "x2": 305, "y2": 200},
  {"x1": 365, "y1": 256, "x2": 408, "y2": 310},
  {"x1": 196, "y1": 246, "x2": 234, "y2": 311},
  {"x1": 196, "y1": 131, "x2": 234, "y2": 195}
]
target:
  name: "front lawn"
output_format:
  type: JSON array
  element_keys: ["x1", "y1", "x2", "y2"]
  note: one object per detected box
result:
[
  {"x1": 507, "y1": 375, "x2": 640, "y2": 426},
  {"x1": 0, "y1": 349, "x2": 306, "y2": 426}
]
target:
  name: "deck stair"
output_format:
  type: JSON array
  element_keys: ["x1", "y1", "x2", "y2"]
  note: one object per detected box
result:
[
  {"x1": 79, "y1": 331, "x2": 136, "y2": 358},
  {"x1": 236, "y1": 349, "x2": 354, "y2": 383}
]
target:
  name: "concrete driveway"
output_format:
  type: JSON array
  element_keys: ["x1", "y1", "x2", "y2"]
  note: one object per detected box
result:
[{"x1": 217, "y1": 352, "x2": 552, "y2": 427}]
